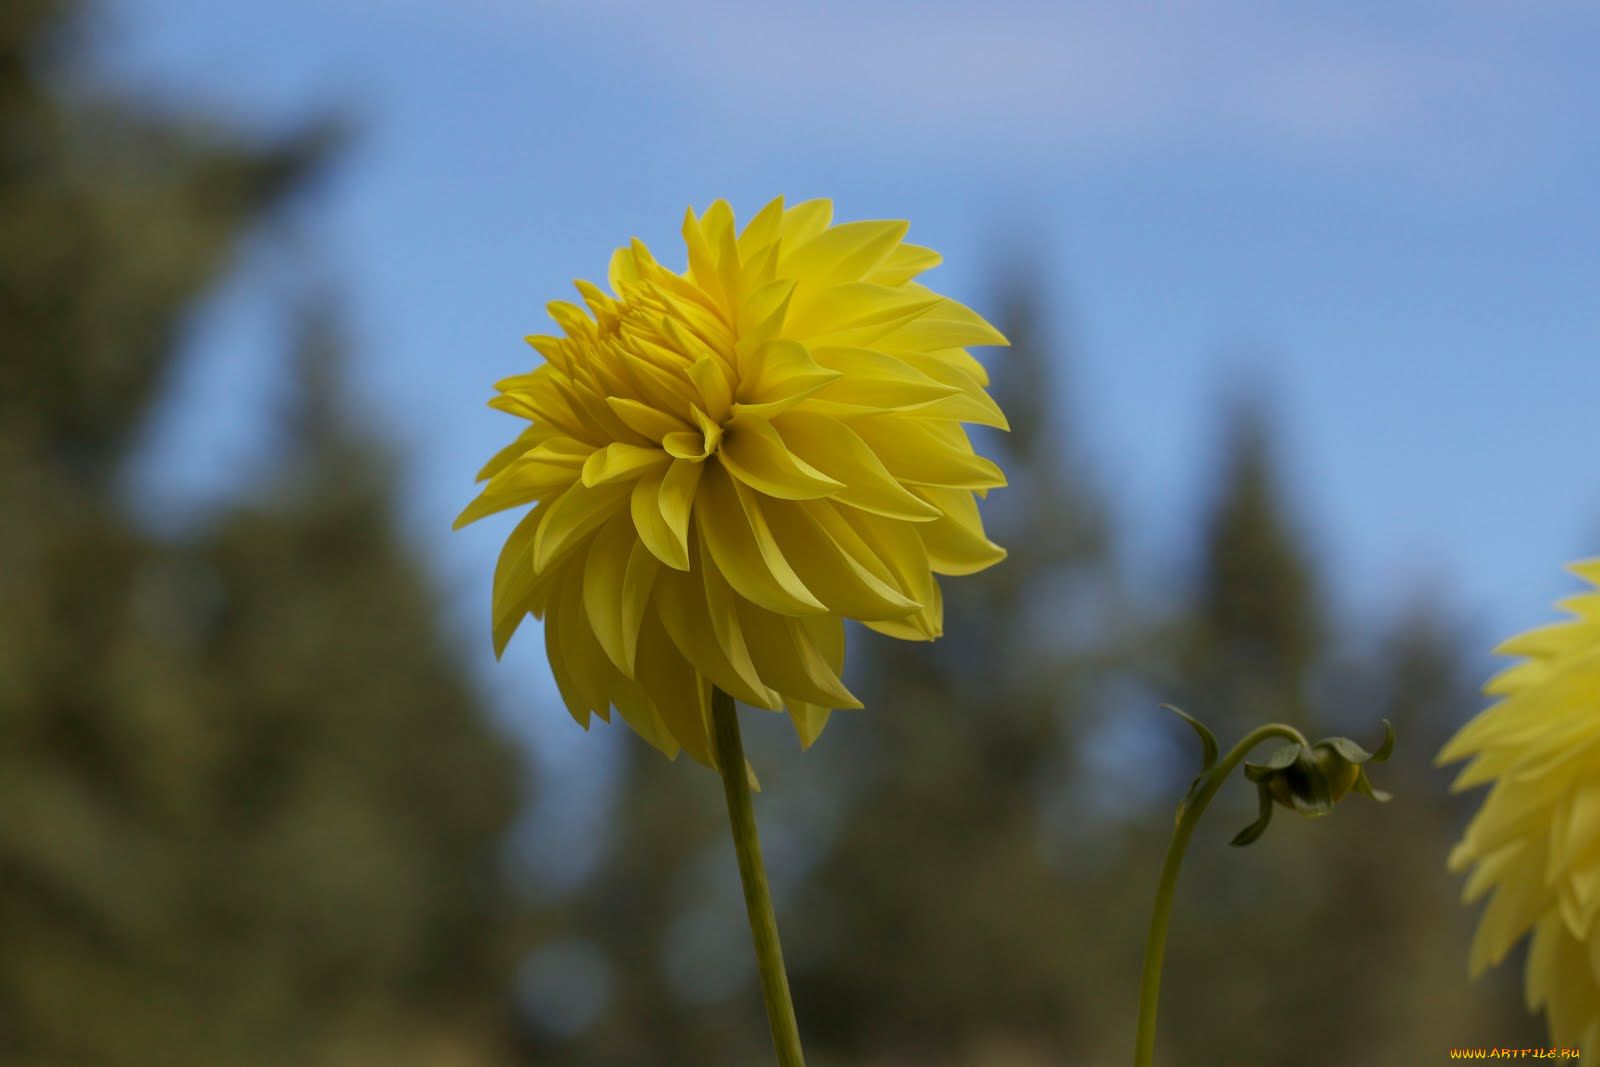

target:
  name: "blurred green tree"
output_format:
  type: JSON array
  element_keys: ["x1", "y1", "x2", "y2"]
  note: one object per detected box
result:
[
  {"x1": 1175, "y1": 389, "x2": 1323, "y2": 740},
  {"x1": 0, "y1": 4, "x2": 527, "y2": 1064}
]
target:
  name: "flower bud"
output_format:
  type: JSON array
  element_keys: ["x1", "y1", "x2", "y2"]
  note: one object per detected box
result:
[{"x1": 1232, "y1": 722, "x2": 1394, "y2": 846}]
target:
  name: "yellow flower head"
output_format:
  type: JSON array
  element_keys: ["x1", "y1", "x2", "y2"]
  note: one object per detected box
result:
[
  {"x1": 457, "y1": 198, "x2": 1008, "y2": 769},
  {"x1": 1439, "y1": 558, "x2": 1600, "y2": 1049}
]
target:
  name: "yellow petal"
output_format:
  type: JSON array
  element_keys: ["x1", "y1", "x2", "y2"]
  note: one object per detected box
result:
[
  {"x1": 687, "y1": 354, "x2": 734, "y2": 420},
  {"x1": 544, "y1": 606, "x2": 591, "y2": 729},
  {"x1": 487, "y1": 389, "x2": 585, "y2": 442},
  {"x1": 454, "y1": 443, "x2": 584, "y2": 529},
  {"x1": 631, "y1": 465, "x2": 691, "y2": 571},
  {"x1": 658, "y1": 286, "x2": 735, "y2": 367},
  {"x1": 719, "y1": 414, "x2": 844, "y2": 500},
  {"x1": 545, "y1": 299, "x2": 595, "y2": 338},
  {"x1": 619, "y1": 537, "x2": 661, "y2": 674},
  {"x1": 739, "y1": 235, "x2": 782, "y2": 294},
  {"x1": 653, "y1": 560, "x2": 778, "y2": 710},
  {"x1": 533, "y1": 481, "x2": 632, "y2": 573},
  {"x1": 810, "y1": 345, "x2": 962, "y2": 409},
  {"x1": 785, "y1": 615, "x2": 850, "y2": 746},
  {"x1": 658, "y1": 457, "x2": 703, "y2": 556},
  {"x1": 832, "y1": 505, "x2": 938, "y2": 637},
  {"x1": 574, "y1": 277, "x2": 620, "y2": 330},
  {"x1": 607, "y1": 396, "x2": 692, "y2": 442},
  {"x1": 780, "y1": 219, "x2": 909, "y2": 289},
  {"x1": 683, "y1": 204, "x2": 728, "y2": 313},
  {"x1": 1469, "y1": 836, "x2": 1550, "y2": 973},
  {"x1": 582, "y1": 513, "x2": 641, "y2": 675},
  {"x1": 787, "y1": 703, "x2": 831, "y2": 748},
  {"x1": 848, "y1": 415, "x2": 1006, "y2": 490},
  {"x1": 875, "y1": 308, "x2": 1009, "y2": 354},
  {"x1": 771, "y1": 411, "x2": 942, "y2": 521},
  {"x1": 608, "y1": 673, "x2": 680, "y2": 759},
  {"x1": 544, "y1": 368, "x2": 638, "y2": 444},
  {"x1": 734, "y1": 338, "x2": 841, "y2": 414},
  {"x1": 901, "y1": 355, "x2": 1010, "y2": 429},
  {"x1": 611, "y1": 342, "x2": 699, "y2": 416},
  {"x1": 663, "y1": 404, "x2": 723, "y2": 461},
  {"x1": 734, "y1": 597, "x2": 861, "y2": 711},
  {"x1": 712, "y1": 204, "x2": 744, "y2": 313},
  {"x1": 736, "y1": 195, "x2": 785, "y2": 259},
  {"x1": 581, "y1": 442, "x2": 670, "y2": 487},
  {"x1": 786, "y1": 282, "x2": 939, "y2": 344},
  {"x1": 915, "y1": 346, "x2": 992, "y2": 387},
  {"x1": 696, "y1": 461, "x2": 827, "y2": 615},
  {"x1": 633, "y1": 612, "x2": 716, "y2": 767},
  {"x1": 803, "y1": 499, "x2": 918, "y2": 604},
  {"x1": 865, "y1": 578, "x2": 943, "y2": 642},
  {"x1": 863, "y1": 242, "x2": 941, "y2": 286},
  {"x1": 473, "y1": 423, "x2": 559, "y2": 482},
  {"x1": 607, "y1": 240, "x2": 647, "y2": 293},
  {"x1": 734, "y1": 280, "x2": 797, "y2": 358},
  {"x1": 914, "y1": 486, "x2": 1008, "y2": 576},
  {"x1": 490, "y1": 505, "x2": 546, "y2": 658},
  {"x1": 522, "y1": 337, "x2": 573, "y2": 376},
  {"x1": 547, "y1": 567, "x2": 619, "y2": 728},
  {"x1": 761, "y1": 499, "x2": 921, "y2": 619},
  {"x1": 780, "y1": 198, "x2": 833, "y2": 247}
]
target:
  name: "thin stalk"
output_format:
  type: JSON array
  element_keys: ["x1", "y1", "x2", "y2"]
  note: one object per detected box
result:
[
  {"x1": 1133, "y1": 723, "x2": 1311, "y2": 1067},
  {"x1": 711, "y1": 686, "x2": 806, "y2": 1067}
]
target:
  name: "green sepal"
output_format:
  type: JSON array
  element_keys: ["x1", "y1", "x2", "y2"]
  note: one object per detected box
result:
[
  {"x1": 1370, "y1": 719, "x2": 1395, "y2": 762},
  {"x1": 1162, "y1": 704, "x2": 1218, "y2": 771},
  {"x1": 1244, "y1": 743, "x2": 1302, "y2": 782},
  {"x1": 1231, "y1": 783, "x2": 1276, "y2": 847},
  {"x1": 1322, "y1": 736, "x2": 1374, "y2": 764},
  {"x1": 1352, "y1": 770, "x2": 1392, "y2": 804},
  {"x1": 1322, "y1": 720, "x2": 1394, "y2": 766}
]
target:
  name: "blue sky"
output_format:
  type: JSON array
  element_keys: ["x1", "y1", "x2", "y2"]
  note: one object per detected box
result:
[{"x1": 102, "y1": 0, "x2": 1598, "y2": 846}]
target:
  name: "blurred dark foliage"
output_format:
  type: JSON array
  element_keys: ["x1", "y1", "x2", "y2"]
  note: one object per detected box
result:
[{"x1": 0, "y1": 3, "x2": 528, "y2": 1064}]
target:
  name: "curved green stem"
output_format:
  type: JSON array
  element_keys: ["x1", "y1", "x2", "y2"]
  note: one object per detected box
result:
[
  {"x1": 1133, "y1": 723, "x2": 1311, "y2": 1067},
  {"x1": 711, "y1": 686, "x2": 806, "y2": 1067}
]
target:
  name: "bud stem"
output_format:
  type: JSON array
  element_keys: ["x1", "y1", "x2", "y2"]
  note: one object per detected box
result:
[
  {"x1": 711, "y1": 685, "x2": 807, "y2": 1067},
  {"x1": 1134, "y1": 722, "x2": 1310, "y2": 1067}
]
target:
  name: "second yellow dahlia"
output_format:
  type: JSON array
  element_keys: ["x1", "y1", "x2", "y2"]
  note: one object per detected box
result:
[
  {"x1": 1439, "y1": 558, "x2": 1600, "y2": 1049},
  {"x1": 458, "y1": 197, "x2": 1008, "y2": 768}
]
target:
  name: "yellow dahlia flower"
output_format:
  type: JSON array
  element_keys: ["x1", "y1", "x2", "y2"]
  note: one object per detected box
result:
[
  {"x1": 457, "y1": 197, "x2": 1008, "y2": 769},
  {"x1": 1439, "y1": 558, "x2": 1600, "y2": 1049}
]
